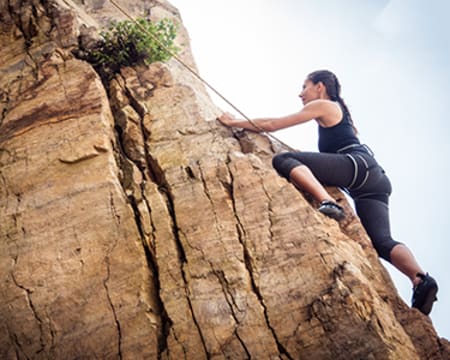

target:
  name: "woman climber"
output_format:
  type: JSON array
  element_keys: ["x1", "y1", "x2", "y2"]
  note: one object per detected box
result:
[{"x1": 218, "y1": 69, "x2": 438, "y2": 315}]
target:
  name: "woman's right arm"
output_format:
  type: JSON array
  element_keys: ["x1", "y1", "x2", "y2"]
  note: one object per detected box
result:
[{"x1": 218, "y1": 100, "x2": 328, "y2": 132}]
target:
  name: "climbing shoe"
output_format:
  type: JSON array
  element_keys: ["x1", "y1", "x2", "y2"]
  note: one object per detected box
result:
[
  {"x1": 318, "y1": 200, "x2": 345, "y2": 220},
  {"x1": 412, "y1": 273, "x2": 438, "y2": 315}
]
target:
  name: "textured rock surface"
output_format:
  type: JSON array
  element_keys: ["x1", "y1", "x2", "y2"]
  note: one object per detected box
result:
[{"x1": 1, "y1": 0, "x2": 449, "y2": 359}]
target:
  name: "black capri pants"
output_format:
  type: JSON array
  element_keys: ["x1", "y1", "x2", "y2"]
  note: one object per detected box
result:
[{"x1": 272, "y1": 148, "x2": 401, "y2": 262}]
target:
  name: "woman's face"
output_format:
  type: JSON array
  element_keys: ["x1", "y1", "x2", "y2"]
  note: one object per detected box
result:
[{"x1": 299, "y1": 79, "x2": 320, "y2": 104}]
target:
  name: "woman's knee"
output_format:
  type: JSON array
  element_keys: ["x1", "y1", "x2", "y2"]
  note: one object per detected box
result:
[
  {"x1": 372, "y1": 237, "x2": 402, "y2": 262},
  {"x1": 272, "y1": 152, "x2": 289, "y2": 170},
  {"x1": 272, "y1": 153, "x2": 303, "y2": 180}
]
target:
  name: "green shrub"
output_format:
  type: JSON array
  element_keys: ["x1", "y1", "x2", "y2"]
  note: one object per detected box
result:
[{"x1": 89, "y1": 17, "x2": 179, "y2": 82}]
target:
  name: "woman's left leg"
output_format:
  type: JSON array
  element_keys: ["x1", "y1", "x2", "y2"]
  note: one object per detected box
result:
[
  {"x1": 355, "y1": 199, "x2": 426, "y2": 284},
  {"x1": 390, "y1": 244, "x2": 424, "y2": 284},
  {"x1": 354, "y1": 196, "x2": 438, "y2": 312},
  {"x1": 354, "y1": 197, "x2": 407, "y2": 266}
]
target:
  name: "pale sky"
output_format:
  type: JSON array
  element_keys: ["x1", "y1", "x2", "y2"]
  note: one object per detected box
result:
[{"x1": 169, "y1": 0, "x2": 450, "y2": 339}]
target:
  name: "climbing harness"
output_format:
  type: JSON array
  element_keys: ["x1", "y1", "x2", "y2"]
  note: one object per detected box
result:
[
  {"x1": 337, "y1": 144, "x2": 377, "y2": 191},
  {"x1": 336, "y1": 143, "x2": 373, "y2": 156},
  {"x1": 345, "y1": 153, "x2": 370, "y2": 190},
  {"x1": 108, "y1": 0, "x2": 296, "y2": 152}
]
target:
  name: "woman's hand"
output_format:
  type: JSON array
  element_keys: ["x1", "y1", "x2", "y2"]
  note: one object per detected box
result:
[
  {"x1": 218, "y1": 112, "x2": 239, "y2": 127},
  {"x1": 218, "y1": 112, "x2": 267, "y2": 132},
  {"x1": 218, "y1": 100, "x2": 322, "y2": 133}
]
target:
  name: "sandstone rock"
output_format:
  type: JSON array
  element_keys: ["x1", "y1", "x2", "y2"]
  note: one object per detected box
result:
[{"x1": 0, "y1": 0, "x2": 449, "y2": 359}]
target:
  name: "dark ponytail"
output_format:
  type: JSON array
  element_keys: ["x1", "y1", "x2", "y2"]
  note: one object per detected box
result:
[{"x1": 307, "y1": 70, "x2": 358, "y2": 134}]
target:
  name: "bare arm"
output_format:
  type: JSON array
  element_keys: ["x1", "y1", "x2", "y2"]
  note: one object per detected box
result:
[{"x1": 218, "y1": 100, "x2": 334, "y2": 132}]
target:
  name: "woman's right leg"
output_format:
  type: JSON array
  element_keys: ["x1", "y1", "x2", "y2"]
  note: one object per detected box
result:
[
  {"x1": 272, "y1": 152, "x2": 355, "y2": 202},
  {"x1": 273, "y1": 152, "x2": 356, "y2": 219},
  {"x1": 289, "y1": 165, "x2": 336, "y2": 202}
]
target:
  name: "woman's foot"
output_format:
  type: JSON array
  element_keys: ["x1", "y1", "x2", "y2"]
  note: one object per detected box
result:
[
  {"x1": 412, "y1": 273, "x2": 438, "y2": 315},
  {"x1": 318, "y1": 200, "x2": 345, "y2": 220}
]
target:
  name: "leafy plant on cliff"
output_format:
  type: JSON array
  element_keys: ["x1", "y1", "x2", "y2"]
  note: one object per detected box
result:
[{"x1": 88, "y1": 17, "x2": 179, "y2": 82}]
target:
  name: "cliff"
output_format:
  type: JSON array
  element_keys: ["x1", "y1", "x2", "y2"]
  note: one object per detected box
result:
[{"x1": 0, "y1": 0, "x2": 449, "y2": 359}]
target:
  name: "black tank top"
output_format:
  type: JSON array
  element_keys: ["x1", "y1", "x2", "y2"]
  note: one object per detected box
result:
[{"x1": 318, "y1": 105, "x2": 360, "y2": 153}]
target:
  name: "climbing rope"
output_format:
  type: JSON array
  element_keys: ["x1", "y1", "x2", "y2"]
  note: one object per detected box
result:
[{"x1": 108, "y1": 0, "x2": 297, "y2": 152}]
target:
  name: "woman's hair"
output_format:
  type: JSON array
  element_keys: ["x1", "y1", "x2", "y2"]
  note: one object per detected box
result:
[{"x1": 307, "y1": 70, "x2": 358, "y2": 134}]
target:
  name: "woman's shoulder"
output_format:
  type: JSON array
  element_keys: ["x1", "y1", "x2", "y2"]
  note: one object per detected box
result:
[{"x1": 308, "y1": 100, "x2": 342, "y2": 127}]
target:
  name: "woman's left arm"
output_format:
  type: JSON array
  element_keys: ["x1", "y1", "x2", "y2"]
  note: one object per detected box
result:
[{"x1": 218, "y1": 101, "x2": 324, "y2": 132}]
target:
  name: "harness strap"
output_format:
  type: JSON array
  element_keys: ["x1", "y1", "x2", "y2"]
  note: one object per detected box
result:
[
  {"x1": 345, "y1": 153, "x2": 378, "y2": 191},
  {"x1": 337, "y1": 143, "x2": 374, "y2": 156},
  {"x1": 346, "y1": 154, "x2": 359, "y2": 188}
]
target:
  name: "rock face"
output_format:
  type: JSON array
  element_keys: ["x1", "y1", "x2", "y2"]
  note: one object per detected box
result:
[{"x1": 0, "y1": 0, "x2": 449, "y2": 359}]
